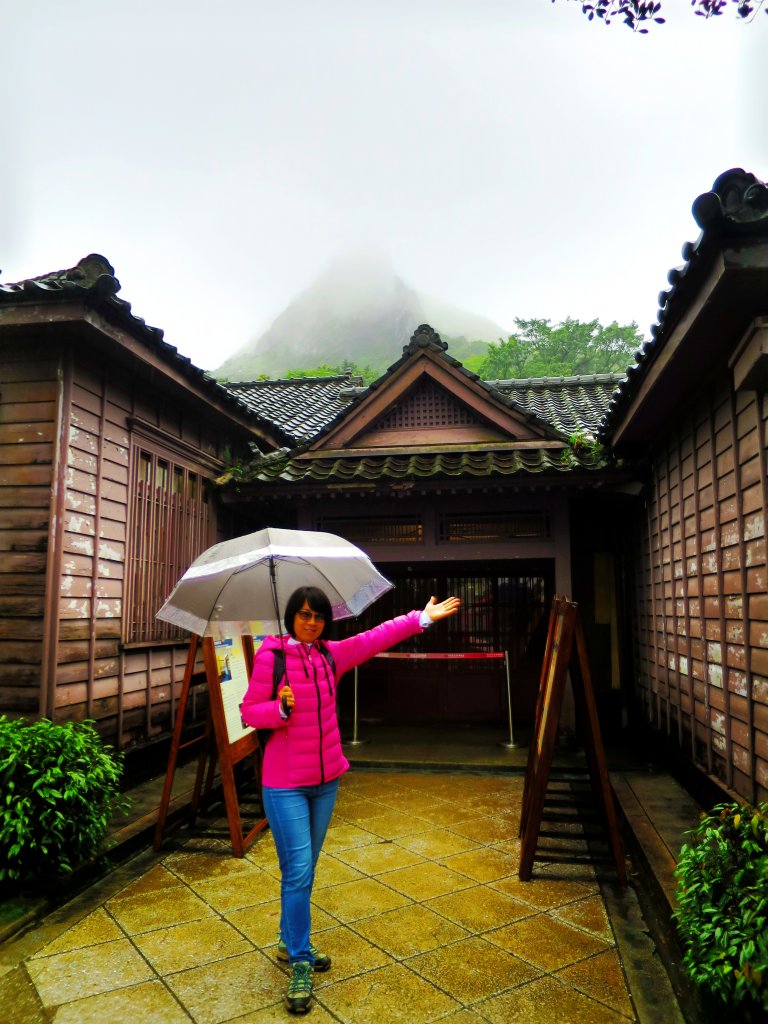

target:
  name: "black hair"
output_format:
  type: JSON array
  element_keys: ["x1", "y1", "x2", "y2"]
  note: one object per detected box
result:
[{"x1": 283, "y1": 586, "x2": 334, "y2": 638}]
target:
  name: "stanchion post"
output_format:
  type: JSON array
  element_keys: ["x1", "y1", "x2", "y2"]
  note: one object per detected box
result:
[
  {"x1": 498, "y1": 650, "x2": 517, "y2": 749},
  {"x1": 345, "y1": 666, "x2": 369, "y2": 746}
]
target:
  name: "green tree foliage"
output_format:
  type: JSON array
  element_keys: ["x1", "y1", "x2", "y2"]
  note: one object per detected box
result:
[
  {"x1": 478, "y1": 317, "x2": 642, "y2": 380},
  {"x1": 556, "y1": 0, "x2": 766, "y2": 33},
  {"x1": 674, "y1": 802, "x2": 768, "y2": 1013},
  {"x1": 284, "y1": 359, "x2": 380, "y2": 384}
]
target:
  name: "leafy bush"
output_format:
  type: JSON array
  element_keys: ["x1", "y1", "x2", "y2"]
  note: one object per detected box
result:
[
  {"x1": 674, "y1": 801, "x2": 768, "y2": 1014},
  {"x1": 0, "y1": 717, "x2": 128, "y2": 884}
]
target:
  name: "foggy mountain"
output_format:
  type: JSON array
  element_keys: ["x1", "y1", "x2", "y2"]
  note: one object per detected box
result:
[{"x1": 214, "y1": 254, "x2": 507, "y2": 380}]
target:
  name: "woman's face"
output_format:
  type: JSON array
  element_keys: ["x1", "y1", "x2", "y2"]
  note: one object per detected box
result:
[{"x1": 293, "y1": 600, "x2": 326, "y2": 644}]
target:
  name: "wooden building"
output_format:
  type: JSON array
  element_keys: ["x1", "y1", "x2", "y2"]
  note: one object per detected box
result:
[
  {"x1": 2, "y1": 167, "x2": 764, "y2": 806},
  {"x1": 0, "y1": 259, "x2": 634, "y2": 754},
  {"x1": 0, "y1": 255, "x2": 285, "y2": 756},
  {"x1": 220, "y1": 326, "x2": 637, "y2": 737},
  {"x1": 601, "y1": 168, "x2": 768, "y2": 804}
]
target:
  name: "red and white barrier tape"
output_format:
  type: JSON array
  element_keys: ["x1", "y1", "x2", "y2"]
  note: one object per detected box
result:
[{"x1": 374, "y1": 652, "x2": 505, "y2": 660}]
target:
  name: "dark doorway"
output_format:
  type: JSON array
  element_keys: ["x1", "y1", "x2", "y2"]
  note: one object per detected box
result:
[
  {"x1": 337, "y1": 560, "x2": 554, "y2": 729},
  {"x1": 569, "y1": 495, "x2": 639, "y2": 742}
]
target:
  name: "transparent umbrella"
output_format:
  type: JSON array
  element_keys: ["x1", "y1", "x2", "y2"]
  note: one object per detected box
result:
[{"x1": 155, "y1": 527, "x2": 393, "y2": 638}]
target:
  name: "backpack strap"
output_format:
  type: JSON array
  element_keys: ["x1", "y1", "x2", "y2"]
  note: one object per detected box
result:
[{"x1": 317, "y1": 643, "x2": 336, "y2": 697}]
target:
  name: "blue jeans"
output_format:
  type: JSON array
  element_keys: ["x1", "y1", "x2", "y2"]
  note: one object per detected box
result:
[{"x1": 262, "y1": 778, "x2": 340, "y2": 965}]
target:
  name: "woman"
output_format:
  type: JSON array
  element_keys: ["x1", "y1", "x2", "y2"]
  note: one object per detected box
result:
[{"x1": 240, "y1": 586, "x2": 460, "y2": 1015}]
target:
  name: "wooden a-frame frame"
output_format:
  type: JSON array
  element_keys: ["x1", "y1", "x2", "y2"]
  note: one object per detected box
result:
[
  {"x1": 154, "y1": 634, "x2": 268, "y2": 857},
  {"x1": 519, "y1": 596, "x2": 626, "y2": 884}
]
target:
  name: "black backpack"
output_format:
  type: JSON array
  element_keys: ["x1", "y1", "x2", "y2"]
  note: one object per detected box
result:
[{"x1": 255, "y1": 645, "x2": 336, "y2": 752}]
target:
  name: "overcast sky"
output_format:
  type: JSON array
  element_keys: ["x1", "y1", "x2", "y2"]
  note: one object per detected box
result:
[{"x1": 2, "y1": 1, "x2": 766, "y2": 370}]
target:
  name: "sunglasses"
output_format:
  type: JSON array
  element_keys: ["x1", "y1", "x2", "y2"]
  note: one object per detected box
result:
[{"x1": 296, "y1": 610, "x2": 326, "y2": 623}]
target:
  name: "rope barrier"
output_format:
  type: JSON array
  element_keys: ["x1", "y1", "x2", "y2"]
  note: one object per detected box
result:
[{"x1": 374, "y1": 652, "x2": 505, "y2": 660}]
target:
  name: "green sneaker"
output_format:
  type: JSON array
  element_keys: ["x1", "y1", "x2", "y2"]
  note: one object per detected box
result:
[
  {"x1": 277, "y1": 938, "x2": 332, "y2": 972},
  {"x1": 284, "y1": 961, "x2": 313, "y2": 1015}
]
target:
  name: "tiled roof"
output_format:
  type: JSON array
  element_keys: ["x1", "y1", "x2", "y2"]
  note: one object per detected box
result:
[
  {"x1": 489, "y1": 374, "x2": 624, "y2": 436},
  {"x1": 599, "y1": 168, "x2": 768, "y2": 441},
  {"x1": 226, "y1": 331, "x2": 620, "y2": 447},
  {"x1": 225, "y1": 375, "x2": 363, "y2": 444},
  {"x1": 0, "y1": 254, "x2": 287, "y2": 441},
  {"x1": 250, "y1": 447, "x2": 603, "y2": 485}
]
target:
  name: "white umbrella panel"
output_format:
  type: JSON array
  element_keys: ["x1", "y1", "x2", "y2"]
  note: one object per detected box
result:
[{"x1": 155, "y1": 527, "x2": 394, "y2": 638}]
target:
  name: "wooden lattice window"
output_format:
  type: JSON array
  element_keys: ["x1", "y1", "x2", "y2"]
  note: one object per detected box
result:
[
  {"x1": 375, "y1": 380, "x2": 479, "y2": 431},
  {"x1": 125, "y1": 448, "x2": 212, "y2": 642},
  {"x1": 439, "y1": 512, "x2": 550, "y2": 543},
  {"x1": 318, "y1": 515, "x2": 423, "y2": 545}
]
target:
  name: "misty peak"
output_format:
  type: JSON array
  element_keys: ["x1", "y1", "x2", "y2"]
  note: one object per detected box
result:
[
  {"x1": 215, "y1": 255, "x2": 506, "y2": 380},
  {"x1": 302, "y1": 250, "x2": 405, "y2": 315}
]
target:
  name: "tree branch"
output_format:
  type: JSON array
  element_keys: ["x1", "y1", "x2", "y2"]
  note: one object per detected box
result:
[{"x1": 553, "y1": 0, "x2": 766, "y2": 32}]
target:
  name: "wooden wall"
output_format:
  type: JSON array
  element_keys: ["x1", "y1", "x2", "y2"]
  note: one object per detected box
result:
[
  {"x1": 634, "y1": 383, "x2": 768, "y2": 803},
  {"x1": 58, "y1": 361, "x2": 130, "y2": 727},
  {"x1": 0, "y1": 339, "x2": 58, "y2": 715},
  {"x1": 0, "y1": 328, "x2": 239, "y2": 751},
  {"x1": 52, "y1": 355, "x2": 225, "y2": 748}
]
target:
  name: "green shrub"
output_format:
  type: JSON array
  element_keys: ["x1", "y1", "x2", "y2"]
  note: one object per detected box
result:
[
  {"x1": 674, "y1": 801, "x2": 768, "y2": 1014},
  {"x1": 0, "y1": 717, "x2": 128, "y2": 884}
]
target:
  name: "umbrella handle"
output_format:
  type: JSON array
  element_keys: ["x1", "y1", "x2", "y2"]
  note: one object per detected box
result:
[{"x1": 269, "y1": 556, "x2": 281, "y2": 625}]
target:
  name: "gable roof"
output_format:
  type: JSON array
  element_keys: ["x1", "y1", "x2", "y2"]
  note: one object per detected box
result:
[
  {"x1": 600, "y1": 168, "x2": 768, "y2": 444},
  {"x1": 306, "y1": 324, "x2": 563, "y2": 451},
  {"x1": 225, "y1": 326, "x2": 626, "y2": 486},
  {"x1": 0, "y1": 254, "x2": 290, "y2": 446},
  {"x1": 225, "y1": 332, "x2": 621, "y2": 448}
]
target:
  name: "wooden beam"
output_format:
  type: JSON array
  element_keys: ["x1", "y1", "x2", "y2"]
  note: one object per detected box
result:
[{"x1": 296, "y1": 439, "x2": 566, "y2": 459}]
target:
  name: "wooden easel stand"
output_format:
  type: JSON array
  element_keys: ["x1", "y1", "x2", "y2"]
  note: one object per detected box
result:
[
  {"x1": 519, "y1": 596, "x2": 626, "y2": 885},
  {"x1": 154, "y1": 634, "x2": 268, "y2": 857}
]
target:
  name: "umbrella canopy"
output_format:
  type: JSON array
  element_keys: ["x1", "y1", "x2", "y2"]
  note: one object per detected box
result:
[{"x1": 155, "y1": 527, "x2": 394, "y2": 638}]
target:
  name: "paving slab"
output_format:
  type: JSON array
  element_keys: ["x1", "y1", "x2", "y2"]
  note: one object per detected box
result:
[{"x1": 1, "y1": 768, "x2": 689, "y2": 1023}]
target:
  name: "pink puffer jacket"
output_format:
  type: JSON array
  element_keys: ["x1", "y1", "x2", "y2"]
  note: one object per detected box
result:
[{"x1": 240, "y1": 611, "x2": 424, "y2": 788}]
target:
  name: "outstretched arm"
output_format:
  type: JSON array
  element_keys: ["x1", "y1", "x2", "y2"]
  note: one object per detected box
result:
[
  {"x1": 327, "y1": 597, "x2": 461, "y2": 676},
  {"x1": 423, "y1": 595, "x2": 461, "y2": 622}
]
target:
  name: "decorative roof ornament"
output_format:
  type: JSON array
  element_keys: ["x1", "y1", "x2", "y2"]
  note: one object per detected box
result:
[
  {"x1": 1, "y1": 253, "x2": 120, "y2": 299},
  {"x1": 0, "y1": 252, "x2": 162, "y2": 340},
  {"x1": 599, "y1": 168, "x2": 768, "y2": 442},
  {"x1": 692, "y1": 168, "x2": 768, "y2": 234},
  {"x1": 402, "y1": 323, "x2": 448, "y2": 355}
]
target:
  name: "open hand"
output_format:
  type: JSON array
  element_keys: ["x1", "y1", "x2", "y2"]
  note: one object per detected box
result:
[{"x1": 423, "y1": 595, "x2": 461, "y2": 622}]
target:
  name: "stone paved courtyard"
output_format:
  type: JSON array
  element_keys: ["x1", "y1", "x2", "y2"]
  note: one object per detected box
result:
[{"x1": 2, "y1": 769, "x2": 669, "y2": 1023}]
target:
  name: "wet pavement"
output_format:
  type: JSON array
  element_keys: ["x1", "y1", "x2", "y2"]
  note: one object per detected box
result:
[{"x1": 1, "y1": 768, "x2": 683, "y2": 1024}]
